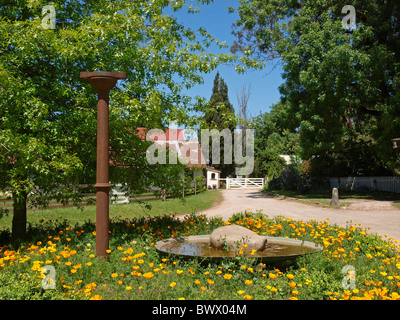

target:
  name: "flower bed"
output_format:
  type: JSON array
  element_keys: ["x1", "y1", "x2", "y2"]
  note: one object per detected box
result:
[{"x1": 0, "y1": 211, "x2": 399, "y2": 300}]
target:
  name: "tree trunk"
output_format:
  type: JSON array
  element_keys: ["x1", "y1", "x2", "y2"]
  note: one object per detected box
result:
[{"x1": 12, "y1": 191, "x2": 27, "y2": 240}]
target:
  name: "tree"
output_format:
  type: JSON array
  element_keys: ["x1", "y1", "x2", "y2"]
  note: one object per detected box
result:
[
  {"x1": 251, "y1": 102, "x2": 300, "y2": 179},
  {"x1": 232, "y1": 0, "x2": 400, "y2": 176},
  {"x1": 0, "y1": 0, "x2": 237, "y2": 240},
  {"x1": 202, "y1": 72, "x2": 237, "y2": 177}
]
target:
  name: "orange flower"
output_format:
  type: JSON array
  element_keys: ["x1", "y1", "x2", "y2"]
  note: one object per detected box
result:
[
  {"x1": 143, "y1": 272, "x2": 154, "y2": 279},
  {"x1": 223, "y1": 274, "x2": 232, "y2": 280},
  {"x1": 207, "y1": 279, "x2": 214, "y2": 285}
]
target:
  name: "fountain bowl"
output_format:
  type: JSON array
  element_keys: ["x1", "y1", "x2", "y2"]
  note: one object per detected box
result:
[{"x1": 155, "y1": 235, "x2": 323, "y2": 267}]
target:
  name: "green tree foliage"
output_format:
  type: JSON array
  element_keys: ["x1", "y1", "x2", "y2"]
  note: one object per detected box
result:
[
  {"x1": 202, "y1": 72, "x2": 237, "y2": 177},
  {"x1": 0, "y1": 0, "x2": 237, "y2": 239},
  {"x1": 232, "y1": 0, "x2": 400, "y2": 177},
  {"x1": 206, "y1": 72, "x2": 235, "y2": 128},
  {"x1": 251, "y1": 102, "x2": 300, "y2": 179}
]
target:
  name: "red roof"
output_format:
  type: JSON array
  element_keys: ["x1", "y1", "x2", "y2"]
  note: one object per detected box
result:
[{"x1": 135, "y1": 127, "x2": 205, "y2": 168}]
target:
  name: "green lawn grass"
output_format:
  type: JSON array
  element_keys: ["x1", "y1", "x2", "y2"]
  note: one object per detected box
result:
[{"x1": 0, "y1": 190, "x2": 222, "y2": 232}]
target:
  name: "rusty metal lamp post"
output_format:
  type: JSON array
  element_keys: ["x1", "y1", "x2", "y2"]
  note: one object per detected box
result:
[{"x1": 80, "y1": 71, "x2": 127, "y2": 258}]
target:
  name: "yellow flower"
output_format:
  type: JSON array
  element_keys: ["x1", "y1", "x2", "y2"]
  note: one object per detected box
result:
[
  {"x1": 111, "y1": 273, "x2": 118, "y2": 278},
  {"x1": 117, "y1": 280, "x2": 123, "y2": 285},
  {"x1": 70, "y1": 269, "x2": 77, "y2": 274},
  {"x1": 289, "y1": 282, "x2": 296, "y2": 288},
  {"x1": 194, "y1": 280, "x2": 201, "y2": 285},
  {"x1": 87, "y1": 262, "x2": 92, "y2": 267},
  {"x1": 286, "y1": 274, "x2": 294, "y2": 280},
  {"x1": 216, "y1": 270, "x2": 222, "y2": 275},
  {"x1": 237, "y1": 290, "x2": 245, "y2": 295},
  {"x1": 143, "y1": 272, "x2": 154, "y2": 279},
  {"x1": 178, "y1": 297, "x2": 185, "y2": 300},
  {"x1": 176, "y1": 270, "x2": 183, "y2": 275},
  {"x1": 126, "y1": 286, "x2": 132, "y2": 291},
  {"x1": 245, "y1": 280, "x2": 253, "y2": 285},
  {"x1": 106, "y1": 249, "x2": 111, "y2": 254},
  {"x1": 243, "y1": 294, "x2": 252, "y2": 300},
  {"x1": 170, "y1": 282, "x2": 177, "y2": 288},
  {"x1": 90, "y1": 295, "x2": 102, "y2": 300},
  {"x1": 223, "y1": 274, "x2": 232, "y2": 280}
]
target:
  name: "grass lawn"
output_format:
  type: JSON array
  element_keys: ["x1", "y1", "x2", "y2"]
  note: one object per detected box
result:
[
  {"x1": 264, "y1": 189, "x2": 400, "y2": 208},
  {"x1": 0, "y1": 190, "x2": 222, "y2": 232}
]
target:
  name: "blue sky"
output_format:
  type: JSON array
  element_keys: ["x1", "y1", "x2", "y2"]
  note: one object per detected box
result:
[{"x1": 171, "y1": 0, "x2": 284, "y2": 118}]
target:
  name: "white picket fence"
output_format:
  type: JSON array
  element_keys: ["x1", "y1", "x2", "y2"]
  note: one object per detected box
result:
[
  {"x1": 226, "y1": 178, "x2": 265, "y2": 189},
  {"x1": 330, "y1": 176, "x2": 400, "y2": 193}
]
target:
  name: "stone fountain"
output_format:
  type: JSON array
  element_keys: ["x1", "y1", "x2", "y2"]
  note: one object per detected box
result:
[{"x1": 155, "y1": 225, "x2": 322, "y2": 267}]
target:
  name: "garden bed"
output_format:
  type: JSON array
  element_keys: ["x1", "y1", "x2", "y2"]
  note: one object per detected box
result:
[{"x1": 0, "y1": 211, "x2": 399, "y2": 300}]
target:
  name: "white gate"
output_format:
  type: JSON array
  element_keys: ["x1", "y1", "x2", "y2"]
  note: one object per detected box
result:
[{"x1": 226, "y1": 178, "x2": 264, "y2": 189}]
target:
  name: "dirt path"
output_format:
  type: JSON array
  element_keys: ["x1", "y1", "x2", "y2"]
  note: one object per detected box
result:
[{"x1": 197, "y1": 189, "x2": 400, "y2": 241}]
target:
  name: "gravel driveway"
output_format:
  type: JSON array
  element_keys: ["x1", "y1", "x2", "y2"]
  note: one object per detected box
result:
[{"x1": 197, "y1": 189, "x2": 400, "y2": 241}]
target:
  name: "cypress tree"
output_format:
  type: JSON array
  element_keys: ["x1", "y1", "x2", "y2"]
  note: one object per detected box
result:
[{"x1": 204, "y1": 72, "x2": 236, "y2": 177}]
